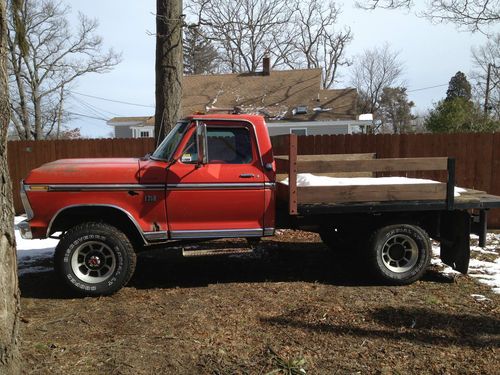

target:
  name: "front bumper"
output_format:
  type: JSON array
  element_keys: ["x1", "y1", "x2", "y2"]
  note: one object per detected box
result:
[{"x1": 17, "y1": 220, "x2": 32, "y2": 239}]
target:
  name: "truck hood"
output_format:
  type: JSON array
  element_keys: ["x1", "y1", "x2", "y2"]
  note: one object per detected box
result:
[{"x1": 24, "y1": 158, "x2": 141, "y2": 184}]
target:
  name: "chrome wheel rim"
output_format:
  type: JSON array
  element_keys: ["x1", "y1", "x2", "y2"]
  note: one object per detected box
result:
[
  {"x1": 381, "y1": 234, "x2": 418, "y2": 273},
  {"x1": 71, "y1": 241, "x2": 116, "y2": 284}
]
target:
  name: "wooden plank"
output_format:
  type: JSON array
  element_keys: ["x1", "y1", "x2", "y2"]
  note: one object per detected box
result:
[
  {"x1": 296, "y1": 157, "x2": 448, "y2": 174},
  {"x1": 288, "y1": 134, "x2": 298, "y2": 215},
  {"x1": 297, "y1": 183, "x2": 447, "y2": 204},
  {"x1": 276, "y1": 153, "x2": 376, "y2": 161}
]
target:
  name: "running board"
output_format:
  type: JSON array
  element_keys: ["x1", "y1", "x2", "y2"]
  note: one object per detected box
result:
[{"x1": 182, "y1": 247, "x2": 254, "y2": 257}]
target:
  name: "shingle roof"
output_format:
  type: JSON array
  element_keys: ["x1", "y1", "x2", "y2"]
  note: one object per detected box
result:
[
  {"x1": 182, "y1": 69, "x2": 357, "y2": 121},
  {"x1": 108, "y1": 68, "x2": 358, "y2": 126}
]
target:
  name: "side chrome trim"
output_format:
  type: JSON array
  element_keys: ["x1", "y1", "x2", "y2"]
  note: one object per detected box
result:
[
  {"x1": 143, "y1": 231, "x2": 169, "y2": 241},
  {"x1": 44, "y1": 184, "x2": 165, "y2": 192},
  {"x1": 47, "y1": 204, "x2": 147, "y2": 243},
  {"x1": 27, "y1": 183, "x2": 274, "y2": 192},
  {"x1": 170, "y1": 228, "x2": 263, "y2": 239},
  {"x1": 20, "y1": 180, "x2": 34, "y2": 220},
  {"x1": 167, "y1": 183, "x2": 268, "y2": 190},
  {"x1": 263, "y1": 227, "x2": 275, "y2": 236}
]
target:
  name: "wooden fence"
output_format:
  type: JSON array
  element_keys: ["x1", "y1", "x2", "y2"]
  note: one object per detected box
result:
[{"x1": 8, "y1": 133, "x2": 500, "y2": 227}]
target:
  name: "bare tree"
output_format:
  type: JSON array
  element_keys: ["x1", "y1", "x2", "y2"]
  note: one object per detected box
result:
[
  {"x1": 471, "y1": 33, "x2": 500, "y2": 119},
  {"x1": 351, "y1": 44, "x2": 405, "y2": 115},
  {"x1": 7, "y1": 0, "x2": 121, "y2": 140},
  {"x1": 183, "y1": 26, "x2": 220, "y2": 74},
  {"x1": 0, "y1": 0, "x2": 20, "y2": 373},
  {"x1": 290, "y1": 0, "x2": 352, "y2": 88},
  {"x1": 155, "y1": 0, "x2": 183, "y2": 142},
  {"x1": 356, "y1": 0, "x2": 499, "y2": 33},
  {"x1": 187, "y1": 0, "x2": 294, "y2": 72}
]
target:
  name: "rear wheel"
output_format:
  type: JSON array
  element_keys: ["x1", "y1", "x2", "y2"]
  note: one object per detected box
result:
[
  {"x1": 54, "y1": 222, "x2": 136, "y2": 296},
  {"x1": 368, "y1": 224, "x2": 431, "y2": 285}
]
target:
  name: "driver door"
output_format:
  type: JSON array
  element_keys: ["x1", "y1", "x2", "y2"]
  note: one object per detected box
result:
[{"x1": 165, "y1": 121, "x2": 266, "y2": 239}]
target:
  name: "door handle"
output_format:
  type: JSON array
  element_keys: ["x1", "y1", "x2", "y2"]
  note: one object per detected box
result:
[{"x1": 239, "y1": 173, "x2": 255, "y2": 178}]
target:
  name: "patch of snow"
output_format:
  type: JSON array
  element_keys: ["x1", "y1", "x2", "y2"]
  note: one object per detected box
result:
[
  {"x1": 470, "y1": 294, "x2": 491, "y2": 302},
  {"x1": 432, "y1": 233, "x2": 500, "y2": 294},
  {"x1": 281, "y1": 174, "x2": 466, "y2": 197},
  {"x1": 15, "y1": 216, "x2": 58, "y2": 275}
]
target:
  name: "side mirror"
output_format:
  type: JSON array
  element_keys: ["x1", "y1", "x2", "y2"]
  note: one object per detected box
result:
[{"x1": 196, "y1": 122, "x2": 208, "y2": 165}]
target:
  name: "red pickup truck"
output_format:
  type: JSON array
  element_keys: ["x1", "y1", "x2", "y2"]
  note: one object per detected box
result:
[{"x1": 18, "y1": 114, "x2": 500, "y2": 295}]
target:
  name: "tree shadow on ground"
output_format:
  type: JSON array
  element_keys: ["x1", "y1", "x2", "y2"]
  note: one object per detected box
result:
[
  {"x1": 260, "y1": 306, "x2": 500, "y2": 349},
  {"x1": 19, "y1": 239, "x2": 456, "y2": 299}
]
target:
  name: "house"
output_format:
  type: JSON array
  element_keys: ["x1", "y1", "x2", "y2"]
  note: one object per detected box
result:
[{"x1": 107, "y1": 59, "x2": 372, "y2": 138}]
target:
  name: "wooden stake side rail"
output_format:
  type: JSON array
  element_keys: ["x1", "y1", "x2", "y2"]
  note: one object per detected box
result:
[{"x1": 275, "y1": 134, "x2": 455, "y2": 215}]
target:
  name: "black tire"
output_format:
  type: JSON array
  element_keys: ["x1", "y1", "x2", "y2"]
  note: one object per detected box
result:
[
  {"x1": 368, "y1": 224, "x2": 431, "y2": 285},
  {"x1": 54, "y1": 222, "x2": 136, "y2": 296}
]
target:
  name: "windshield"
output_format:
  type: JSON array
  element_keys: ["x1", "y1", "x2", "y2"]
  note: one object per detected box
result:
[{"x1": 151, "y1": 121, "x2": 189, "y2": 161}]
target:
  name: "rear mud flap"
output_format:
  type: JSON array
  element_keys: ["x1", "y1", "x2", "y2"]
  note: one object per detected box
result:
[{"x1": 440, "y1": 211, "x2": 470, "y2": 274}]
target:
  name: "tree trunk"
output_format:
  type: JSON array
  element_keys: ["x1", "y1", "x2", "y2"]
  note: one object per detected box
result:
[
  {"x1": 0, "y1": 0, "x2": 21, "y2": 374},
  {"x1": 155, "y1": 0, "x2": 183, "y2": 144}
]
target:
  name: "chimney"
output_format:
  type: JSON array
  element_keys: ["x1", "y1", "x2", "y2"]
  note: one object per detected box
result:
[{"x1": 262, "y1": 55, "x2": 270, "y2": 76}]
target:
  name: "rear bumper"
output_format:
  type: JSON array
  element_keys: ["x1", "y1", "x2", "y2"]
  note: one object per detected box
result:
[{"x1": 17, "y1": 220, "x2": 32, "y2": 240}]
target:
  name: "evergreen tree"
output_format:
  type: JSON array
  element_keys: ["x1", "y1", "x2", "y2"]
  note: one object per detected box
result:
[
  {"x1": 446, "y1": 71, "x2": 472, "y2": 101},
  {"x1": 378, "y1": 87, "x2": 415, "y2": 133},
  {"x1": 183, "y1": 27, "x2": 219, "y2": 75},
  {"x1": 425, "y1": 71, "x2": 499, "y2": 133}
]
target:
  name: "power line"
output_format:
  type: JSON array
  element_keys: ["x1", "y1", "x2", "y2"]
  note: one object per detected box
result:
[
  {"x1": 70, "y1": 90, "x2": 155, "y2": 108},
  {"x1": 70, "y1": 94, "x2": 123, "y2": 117},
  {"x1": 407, "y1": 84, "x2": 448, "y2": 93},
  {"x1": 67, "y1": 111, "x2": 108, "y2": 121}
]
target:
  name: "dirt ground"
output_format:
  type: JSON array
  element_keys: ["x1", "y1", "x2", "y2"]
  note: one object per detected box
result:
[{"x1": 19, "y1": 231, "x2": 500, "y2": 375}]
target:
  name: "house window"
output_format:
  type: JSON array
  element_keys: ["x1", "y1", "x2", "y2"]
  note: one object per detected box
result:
[
  {"x1": 140, "y1": 131, "x2": 150, "y2": 138},
  {"x1": 290, "y1": 128, "x2": 307, "y2": 136}
]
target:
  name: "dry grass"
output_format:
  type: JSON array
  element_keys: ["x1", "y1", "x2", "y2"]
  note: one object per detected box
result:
[{"x1": 20, "y1": 231, "x2": 500, "y2": 374}]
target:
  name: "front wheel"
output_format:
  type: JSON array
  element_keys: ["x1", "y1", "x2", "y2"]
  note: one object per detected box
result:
[
  {"x1": 368, "y1": 224, "x2": 431, "y2": 285},
  {"x1": 54, "y1": 222, "x2": 136, "y2": 296}
]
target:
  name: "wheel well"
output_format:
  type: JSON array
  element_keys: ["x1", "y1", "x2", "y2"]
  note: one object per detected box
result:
[{"x1": 49, "y1": 206, "x2": 145, "y2": 247}]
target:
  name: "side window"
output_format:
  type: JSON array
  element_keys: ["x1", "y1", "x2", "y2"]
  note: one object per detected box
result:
[{"x1": 207, "y1": 127, "x2": 253, "y2": 164}]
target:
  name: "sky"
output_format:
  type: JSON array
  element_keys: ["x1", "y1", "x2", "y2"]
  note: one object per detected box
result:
[{"x1": 65, "y1": 1, "x2": 493, "y2": 138}]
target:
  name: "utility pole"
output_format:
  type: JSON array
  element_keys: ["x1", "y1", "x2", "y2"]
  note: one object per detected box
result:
[
  {"x1": 484, "y1": 63, "x2": 499, "y2": 116},
  {"x1": 484, "y1": 63, "x2": 491, "y2": 115},
  {"x1": 56, "y1": 84, "x2": 65, "y2": 139}
]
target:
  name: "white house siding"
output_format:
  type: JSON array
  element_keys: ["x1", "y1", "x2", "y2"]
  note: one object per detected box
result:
[{"x1": 266, "y1": 120, "x2": 371, "y2": 137}]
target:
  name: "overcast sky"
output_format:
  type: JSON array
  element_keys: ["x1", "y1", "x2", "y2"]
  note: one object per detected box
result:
[{"x1": 67, "y1": 1, "x2": 491, "y2": 138}]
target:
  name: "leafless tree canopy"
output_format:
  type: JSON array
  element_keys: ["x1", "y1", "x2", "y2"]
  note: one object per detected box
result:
[
  {"x1": 356, "y1": 0, "x2": 500, "y2": 33},
  {"x1": 471, "y1": 33, "x2": 500, "y2": 118},
  {"x1": 186, "y1": 0, "x2": 352, "y2": 88},
  {"x1": 7, "y1": 0, "x2": 121, "y2": 140},
  {"x1": 351, "y1": 44, "x2": 405, "y2": 115},
  {"x1": 289, "y1": 0, "x2": 352, "y2": 89},
  {"x1": 188, "y1": 0, "x2": 292, "y2": 73}
]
